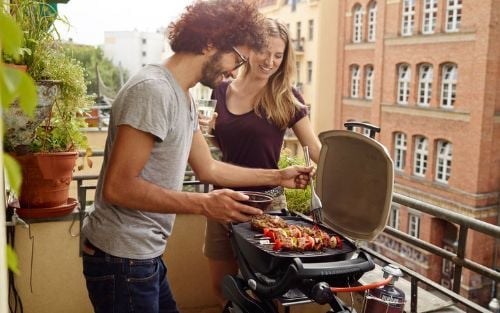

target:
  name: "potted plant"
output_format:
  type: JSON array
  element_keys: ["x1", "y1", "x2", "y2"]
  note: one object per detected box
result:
[{"x1": 2, "y1": 0, "x2": 91, "y2": 216}]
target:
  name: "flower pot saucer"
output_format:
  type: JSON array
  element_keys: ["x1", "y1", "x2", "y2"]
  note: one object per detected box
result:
[{"x1": 17, "y1": 198, "x2": 78, "y2": 219}]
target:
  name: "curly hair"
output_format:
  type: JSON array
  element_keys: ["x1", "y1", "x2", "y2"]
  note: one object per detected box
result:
[{"x1": 167, "y1": 0, "x2": 266, "y2": 54}]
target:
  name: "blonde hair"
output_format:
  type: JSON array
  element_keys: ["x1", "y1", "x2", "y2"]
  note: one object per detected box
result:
[{"x1": 242, "y1": 18, "x2": 303, "y2": 130}]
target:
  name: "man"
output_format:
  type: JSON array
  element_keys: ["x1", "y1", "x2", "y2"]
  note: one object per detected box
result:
[{"x1": 81, "y1": 1, "x2": 313, "y2": 313}]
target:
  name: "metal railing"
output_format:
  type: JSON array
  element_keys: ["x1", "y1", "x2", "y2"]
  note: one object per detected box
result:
[
  {"x1": 361, "y1": 193, "x2": 500, "y2": 313},
  {"x1": 72, "y1": 172, "x2": 499, "y2": 312}
]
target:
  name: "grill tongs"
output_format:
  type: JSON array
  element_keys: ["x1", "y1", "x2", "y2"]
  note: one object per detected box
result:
[{"x1": 303, "y1": 146, "x2": 322, "y2": 224}]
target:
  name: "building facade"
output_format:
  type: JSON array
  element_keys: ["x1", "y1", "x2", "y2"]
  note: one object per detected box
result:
[
  {"x1": 335, "y1": 0, "x2": 499, "y2": 306},
  {"x1": 103, "y1": 30, "x2": 169, "y2": 77},
  {"x1": 257, "y1": 0, "x2": 499, "y2": 307}
]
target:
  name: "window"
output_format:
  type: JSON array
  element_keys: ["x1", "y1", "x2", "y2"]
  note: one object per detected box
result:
[
  {"x1": 389, "y1": 205, "x2": 400, "y2": 229},
  {"x1": 141, "y1": 38, "x2": 147, "y2": 44},
  {"x1": 142, "y1": 51, "x2": 147, "y2": 57},
  {"x1": 436, "y1": 140, "x2": 452, "y2": 183},
  {"x1": 353, "y1": 4, "x2": 363, "y2": 43},
  {"x1": 394, "y1": 132, "x2": 407, "y2": 170},
  {"x1": 409, "y1": 213, "x2": 420, "y2": 238},
  {"x1": 418, "y1": 64, "x2": 433, "y2": 107},
  {"x1": 401, "y1": 0, "x2": 415, "y2": 36},
  {"x1": 296, "y1": 61, "x2": 301, "y2": 83},
  {"x1": 367, "y1": 1, "x2": 377, "y2": 42},
  {"x1": 307, "y1": 61, "x2": 313, "y2": 83},
  {"x1": 440, "y1": 64, "x2": 457, "y2": 108},
  {"x1": 414, "y1": 136, "x2": 428, "y2": 177},
  {"x1": 446, "y1": 0, "x2": 462, "y2": 32},
  {"x1": 308, "y1": 19, "x2": 314, "y2": 41},
  {"x1": 351, "y1": 65, "x2": 361, "y2": 98},
  {"x1": 365, "y1": 65, "x2": 374, "y2": 99},
  {"x1": 422, "y1": 0, "x2": 438, "y2": 34},
  {"x1": 296, "y1": 21, "x2": 302, "y2": 42},
  {"x1": 397, "y1": 64, "x2": 411, "y2": 105}
]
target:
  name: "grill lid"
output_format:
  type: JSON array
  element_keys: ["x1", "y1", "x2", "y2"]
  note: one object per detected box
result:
[{"x1": 316, "y1": 129, "x2": 394, "y2": 241}]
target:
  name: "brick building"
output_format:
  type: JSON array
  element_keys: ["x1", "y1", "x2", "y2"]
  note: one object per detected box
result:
[
  {"x1": 335, "y1": 0, "x2": 500, "y2": 306},
  {"x1": 256, "y1": 0, "x2": 499, "y2": 307}
]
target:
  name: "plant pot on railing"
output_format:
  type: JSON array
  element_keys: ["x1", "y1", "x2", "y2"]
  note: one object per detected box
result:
[{"x1": 12, "y1": 151, "x2": 78, "y2": 218}]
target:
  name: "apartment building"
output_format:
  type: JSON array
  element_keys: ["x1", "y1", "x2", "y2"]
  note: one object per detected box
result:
[
  {"x1": 103, "y1": 29, "x2": 169, "y2": 77},
  {"x1": 257, "y1": 0, "x2": 499, "y2": 307}
]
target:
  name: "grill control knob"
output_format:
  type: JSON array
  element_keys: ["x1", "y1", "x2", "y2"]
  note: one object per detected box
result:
[
  {"x1": 311, "y1": 282, "x2": 333, "y2": 304},
  {"x1": 247, "y1": 279, "x2": 257, "y2": 291}
]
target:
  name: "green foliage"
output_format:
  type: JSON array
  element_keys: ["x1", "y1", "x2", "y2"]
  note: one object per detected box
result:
[
  {"x1": 2, "y1": 0, "x2": 91, "y2": 153},
  {"x1": 1, "y1": 8, "x2": 38, "y2": 275},
  {"x1": 0, "y1": 9, "x2": 37, "y2": 196},
  {"x1": 63, "y1": 44, "x2": 127, "y2": 96},
  {"x1": 29, "y1": 40, "x2": 91, "y2": 152},
  {"x1": 2, "y1": 0, "x2": 61, "y2": 67},
  {"x1": 278, "y1": 148, "x2": 311, "y2": 213}
]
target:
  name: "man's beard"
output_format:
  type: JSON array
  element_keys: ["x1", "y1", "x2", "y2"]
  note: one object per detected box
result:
[{"x1": 199, "y1": 52, "x2": 225, "y2": 89}]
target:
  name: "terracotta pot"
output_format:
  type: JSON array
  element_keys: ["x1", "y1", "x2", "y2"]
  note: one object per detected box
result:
[
  {"x1": 13, "y1": 151, "x2": 78, "y2": 209},
  {"x1": 4, "y1": 64, "x2": 28, "y2": 72}
]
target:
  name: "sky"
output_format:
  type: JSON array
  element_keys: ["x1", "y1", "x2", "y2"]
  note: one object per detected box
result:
[{"x1": 55, "y1": 0, "x2": 195, "y2": 46}]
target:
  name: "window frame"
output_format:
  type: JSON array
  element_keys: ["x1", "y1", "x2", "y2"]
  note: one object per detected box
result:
[
  {"x1": 413, "y1": 136, "x2": 428, "y2": 177},
  {"x1": 308, "y1": 19, "x2": 314, "y2": 41},
  {"x1": 351, "y1": 65, "x2": 361, "y2": 98},
  {"x1": 422, "y1": 0, "x2": 438, "y2": 34},
  {"x1": 401, "y1": 0, "x2": 416, "y2": 36},
  {"x1": 408, "y1": 213, "x2": 420, "y2": 238},
  {"x1": 296, "y1": 61, "x2": 301, "y2": 84},
  {"x1": 353, "y1": 4, "x2": 364, "y2": 43},
  {"x1": 397, "y1": 64, "x2": 411, "y2": 105},
  {"x1": 307, "y1": 61, "x2": 313, "y2": 84},
  {"x1": 367, "y1": 1, "x2": 377, "y2": 42},
  {"x1": 389, "y1": 205, "x2": 400, "y2": 229},
  {"x1": 440, "y1": 64, "x2": 457, "y2": 109},
  {"x1": 445, "y1": 0, "x2": 462, "y2": 32},
  {"x1": 394, "y1": 132, "x2": 407, "y2": 171},
  {"x1": 418, "y1": 64, "x2": 433, "y2": 107},
  {"x1": 435, "y1": 140, "x2": 452, "y2": 183},
  {"x1": 365, "y1": 65, "x2": 374, "y2": 100}
]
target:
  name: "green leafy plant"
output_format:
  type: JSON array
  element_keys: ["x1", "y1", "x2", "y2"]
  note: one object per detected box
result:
[
  {"x1": 29, "y1": 40, "x2": 91, "y2": 152},
  {"x1": 278, "y1": 148, "x2": 311, "y2": 213},
  {"x1": 2, "y1": 0, "x2": 61, "y2": 67},
  {"x1": 2, "y1": 0, "x2": 91, "y2": 153},
  {"x1": 1, "y1": 8, "x2": 37, "y2": 274}
]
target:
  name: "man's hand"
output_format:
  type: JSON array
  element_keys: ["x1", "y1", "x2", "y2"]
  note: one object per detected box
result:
[
  {"x1": 278, "y1": 165, "x2": 315, "y2": 189},
  {"x1": 201, "y1": 189, "x2": 263, "y2": 223}
]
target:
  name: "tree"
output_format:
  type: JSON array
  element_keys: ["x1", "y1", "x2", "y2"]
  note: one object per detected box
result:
[{"x1": 62, "y1": 43, "x2": 127, "y2": 97}]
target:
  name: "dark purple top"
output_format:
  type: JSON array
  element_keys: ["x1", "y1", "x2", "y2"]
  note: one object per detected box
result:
[{"x1": 212, "y1": 81, "x2": 307, "y2": 191}]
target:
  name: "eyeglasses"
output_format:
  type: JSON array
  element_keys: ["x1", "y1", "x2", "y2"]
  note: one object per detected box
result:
[{"x1": 231, "y1": 46, "x2": 248, "y2": 71}]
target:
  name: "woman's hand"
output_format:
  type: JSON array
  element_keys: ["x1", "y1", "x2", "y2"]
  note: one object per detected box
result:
[{"x1": 198, "y1": 112, "x2": 218, "y2": 134}]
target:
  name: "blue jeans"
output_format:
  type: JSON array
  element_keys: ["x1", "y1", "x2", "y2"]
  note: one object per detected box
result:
[{"x1": 82, "y1": 241, "x2": 179, "y2": 313}]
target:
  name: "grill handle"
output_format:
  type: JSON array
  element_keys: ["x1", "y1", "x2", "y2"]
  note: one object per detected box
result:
[
  {"x1": 247, "y1": 252, "x2": 374, "y2": 299},
  {"x1": 249, "y1": 262, "x2": 300, "y2": 298},
  {"x1": 293, "y1": 251, "x2": 375, "y2": 279}
]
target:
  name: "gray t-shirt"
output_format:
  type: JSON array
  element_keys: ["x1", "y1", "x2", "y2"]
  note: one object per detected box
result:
[{"x1": 82, "y1": 64, "x2": 197, "y2": 259}]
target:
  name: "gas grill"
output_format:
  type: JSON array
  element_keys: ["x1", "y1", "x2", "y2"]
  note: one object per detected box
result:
[{"x1": 222, "y1": 122, "x2": 395, "y2": 313}]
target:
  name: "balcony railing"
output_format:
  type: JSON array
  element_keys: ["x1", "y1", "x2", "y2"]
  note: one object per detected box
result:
[
  {"x1": 72, "y1": 158, "x2": 500, "y2": 313},
  {"x1": 362, "y1": 192, "x2": 500, "y2": 313}
]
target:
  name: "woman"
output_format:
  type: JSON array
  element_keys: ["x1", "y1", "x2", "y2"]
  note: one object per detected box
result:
[{"x1": 202, "y1": 18, "x2": 321, "y2": 304}]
